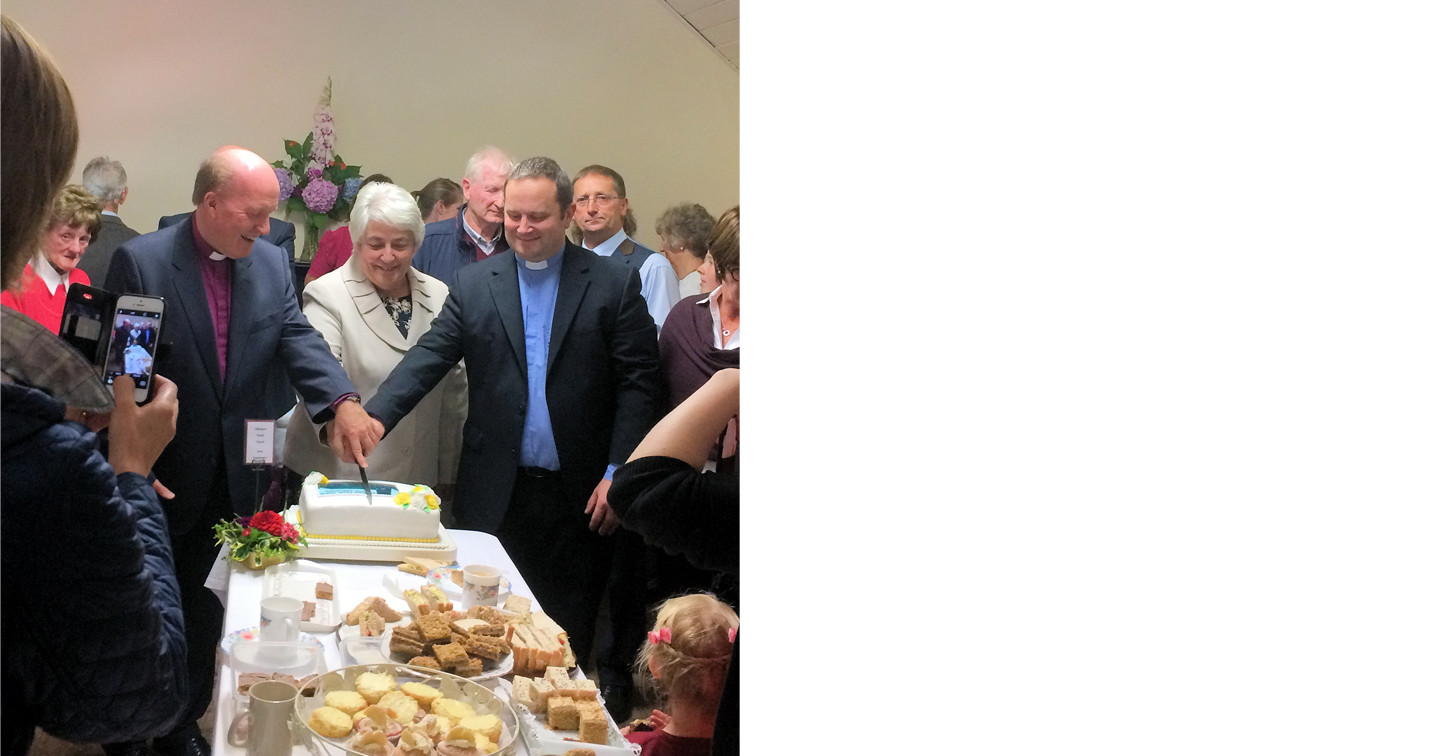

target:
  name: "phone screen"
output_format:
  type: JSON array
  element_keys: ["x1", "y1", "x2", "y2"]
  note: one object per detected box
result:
[{"x1": 103, "y1": 307, "x2": 160, "y2": 394}]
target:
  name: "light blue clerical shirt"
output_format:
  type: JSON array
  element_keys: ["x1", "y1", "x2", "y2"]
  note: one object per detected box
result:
[{"x1": 517, "y1": 250, "x2": 564, "y2": 471}]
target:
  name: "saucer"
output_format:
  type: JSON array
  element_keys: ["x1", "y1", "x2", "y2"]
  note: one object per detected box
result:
[{"x1": 222, "y1": 625, "x2": 323, "y2": 656}]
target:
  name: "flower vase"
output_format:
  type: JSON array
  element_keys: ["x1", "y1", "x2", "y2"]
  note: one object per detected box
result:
[
  {"x1": 238, "y1": 552, "x2": 289, "y2": 571},
  {"x1": 301, "y1": 221, "x2": 322, "y2": 262}
]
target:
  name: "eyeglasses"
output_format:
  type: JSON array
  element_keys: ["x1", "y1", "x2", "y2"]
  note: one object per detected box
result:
[{"x1": 574, "y1": 193, "x2": 619, "y2": 207}]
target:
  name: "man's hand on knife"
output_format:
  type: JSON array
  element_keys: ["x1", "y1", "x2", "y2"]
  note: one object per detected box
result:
[{"x1": 330, "y1": 401, "x2": 383, "y2": 468}]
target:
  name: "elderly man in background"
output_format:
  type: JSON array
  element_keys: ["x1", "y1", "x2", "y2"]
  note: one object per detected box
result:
[
  {"x1": 654, "y1": 202, "x2": 716, "y2": 298},
  {"x1": 76, "y1": 156, "x2": 139, "y2": 289},
  {"x1": 349, "y1": 156, "x2": 660, "y2": 674},
  {"x1": 573, "y1": 164, "x2": 680, "y2": 332},
  {"x1": 106, "y1": 146, "x2": 377, "y2": 756},
  {"x1": 412, "y1": 146, "x2": 513, "y2": 287}
]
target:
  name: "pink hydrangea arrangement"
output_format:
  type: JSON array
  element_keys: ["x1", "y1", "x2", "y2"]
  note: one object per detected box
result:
[{"x1": 271, "y1": 78, "x2": 363, "y2": 259}]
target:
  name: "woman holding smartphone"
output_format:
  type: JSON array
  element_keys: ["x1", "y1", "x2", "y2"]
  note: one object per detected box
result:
[{"x1": 0, "y1": 16, "x2": 188, "y2": 753}]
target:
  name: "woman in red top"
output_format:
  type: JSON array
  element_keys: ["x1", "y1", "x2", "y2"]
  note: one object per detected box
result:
[
  {"x1": 0, "y1": 184, "x2": 101, "y2": 333},
  {"x1": 624, "y1": 594, "x2": 739, "y2": 756}
]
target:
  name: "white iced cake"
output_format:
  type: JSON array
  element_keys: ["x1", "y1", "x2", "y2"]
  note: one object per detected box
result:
[{"x1": 295, "y1": 471, "x2": 441, "y2": 543}]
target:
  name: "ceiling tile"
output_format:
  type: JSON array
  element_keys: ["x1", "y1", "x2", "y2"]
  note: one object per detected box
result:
[
  {"x1": 700, "y1": 18, "x2": 739, "y2": 47},
  {"x1": 666, "y1": 0, "x2": 720, "y2": 15},
  {"x1": 684, "y1": 0, "x2": 738, "y2": 30}
]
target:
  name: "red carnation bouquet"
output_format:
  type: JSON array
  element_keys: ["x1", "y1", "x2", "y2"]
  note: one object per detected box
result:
[{"x1": 213, "y1": 510, "x2": 307, "y2": 569}]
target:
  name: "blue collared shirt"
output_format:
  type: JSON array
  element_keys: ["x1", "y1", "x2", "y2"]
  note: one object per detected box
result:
[
  {"x1": 588, "y1": 231, "x2": 680, "y2": 333},
  {"x1": 515, "y1": 248, "x2": 620, "y2": 481},
  {"x1": 516, "y1": 250, "x2": 564, "y2": 471}
]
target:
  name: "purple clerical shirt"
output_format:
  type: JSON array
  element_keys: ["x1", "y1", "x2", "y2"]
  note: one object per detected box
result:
[{"x1": 191, "y1": 222, "x2": 232, "y2": 379}]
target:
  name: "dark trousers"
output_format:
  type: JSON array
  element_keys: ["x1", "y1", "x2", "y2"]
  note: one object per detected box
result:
[
  {"x1": 495, "y1": 472, "x2": 613, "y2": 666},
  {"x1": 170, "y1": 465, "x2": 233, "y2": 731}
]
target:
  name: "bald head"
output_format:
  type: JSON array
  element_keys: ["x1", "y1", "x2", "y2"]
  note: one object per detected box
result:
[{"x1": 192, "y1": 146, "x2": 280, "y2": 259}]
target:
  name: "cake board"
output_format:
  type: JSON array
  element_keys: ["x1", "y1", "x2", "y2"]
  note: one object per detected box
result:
[{"x1": 282, "y1": 508, "x2": 458, "y2": 563}]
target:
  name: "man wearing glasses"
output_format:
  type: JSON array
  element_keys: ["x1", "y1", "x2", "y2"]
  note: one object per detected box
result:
[{"x1": 572, "y1": 165, "x2": 679, "y2": 332}]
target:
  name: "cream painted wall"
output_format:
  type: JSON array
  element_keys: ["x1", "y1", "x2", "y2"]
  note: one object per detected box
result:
[{"x1": 4, "y1": 0, "x2": 738, "y2": 249}]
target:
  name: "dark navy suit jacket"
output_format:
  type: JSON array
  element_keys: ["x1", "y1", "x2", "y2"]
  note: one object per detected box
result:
[
  {"x1": 366, "y1": 242, "x2": 660, "y2": 531},
  {"x1": 158, "y1": 211, "x2": 302, "y2": 417},
  {"x1": 107, "y1": 217, "x2": 354, "y2": 531}
]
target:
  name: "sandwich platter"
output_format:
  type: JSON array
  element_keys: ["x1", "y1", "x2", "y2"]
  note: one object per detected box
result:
[{"x1": 491, "y1": 677, "x2": 639, "y2": 756}]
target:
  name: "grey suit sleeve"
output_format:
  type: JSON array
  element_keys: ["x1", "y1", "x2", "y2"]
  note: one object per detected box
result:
[
  {"x1": 365, "y1": 282, "x2": 469, "y2": 433},
  {"x1": 607, "y1": 267, "x2": 662, "y2": 467}
]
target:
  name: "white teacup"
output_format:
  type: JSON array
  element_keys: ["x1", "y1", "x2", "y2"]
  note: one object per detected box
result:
[
  {"x1": 259, "y1": 596, "x2": 301, "y2": 644},
  {"x1": 462, "y1": 565, "x2": 503, "y2": 608}
]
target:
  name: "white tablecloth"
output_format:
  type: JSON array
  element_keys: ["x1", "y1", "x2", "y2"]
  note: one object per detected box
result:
[{"x1": 208, "y1": 529, "x2": 540, "y2": 755}]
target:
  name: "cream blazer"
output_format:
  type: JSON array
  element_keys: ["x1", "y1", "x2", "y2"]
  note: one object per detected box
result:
[{"x1": 283, "y1": 255, "x2": 466, "y2": 485}]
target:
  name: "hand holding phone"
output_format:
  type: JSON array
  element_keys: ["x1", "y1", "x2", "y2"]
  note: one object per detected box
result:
[{"x1": 107, "y1": 374, "x2": 178, "y2": 479}]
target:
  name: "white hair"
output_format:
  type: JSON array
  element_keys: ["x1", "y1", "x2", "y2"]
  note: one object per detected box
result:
[
  {"x1": 82, "y1": 156, "x2": 127, "y2": 203},
  {"x1": 349, "y1": 182, "x2": 425, "y2": 249},
  {"x1": 464, "y1": 146, "x2": 514, "y2": 182}
]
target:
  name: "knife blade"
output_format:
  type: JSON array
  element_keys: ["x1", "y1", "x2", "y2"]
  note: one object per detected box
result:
[{"x1": 358, "y1": 466, "x2": 373, "y2": 506}]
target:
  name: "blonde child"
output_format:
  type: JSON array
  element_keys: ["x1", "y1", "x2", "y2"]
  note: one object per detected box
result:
[{"x1": 623, "y1": 594, "x2": 738, "y2": 756}]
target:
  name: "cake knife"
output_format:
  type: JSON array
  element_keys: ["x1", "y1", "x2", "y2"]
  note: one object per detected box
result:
[{"x1": 358, "y1": 465, "x2": 373, "y2": 506}]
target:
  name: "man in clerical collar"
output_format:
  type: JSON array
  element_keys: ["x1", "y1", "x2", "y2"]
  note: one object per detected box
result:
[
  {"x1": 572, "y1": 164, "x2": 680, "y2": 333},
  {"x1": 355, "y1": 156, "x2": 661, "y2": 682},
  {"x1": 105, "y1": 146, "x2": 374, "y2": 756},
  {"x1": 412, "y1": 146, "x2": 513, "y2": 288}
]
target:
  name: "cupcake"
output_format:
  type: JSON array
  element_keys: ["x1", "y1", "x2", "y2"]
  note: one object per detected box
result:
[
  {"x1": 349, "y1": 730, "x2": 391, "y2": 755},
  {"x1": 390, "y1": 727, "x2": 437, "y2": 756},
  {"x1": 353, "y1": 704, "x2": 404, "y2": 740},
  {"x1": 435, "y1": 727, "x2": 489, "y2": 756},
  {"x1": 413, "y1": 713, "x2": 453, "y2": 740},
  {"x1": 356, "y1": 671, "x2": 398, "y2": 704}
]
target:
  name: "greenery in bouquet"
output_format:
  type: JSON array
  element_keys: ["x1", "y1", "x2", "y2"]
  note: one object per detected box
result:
[
  {"x1": 271, "y1": 77, "x2": 364, "y2": 259},
  {"x1": 213, "y1": 510, "x2": 306, "y2": 564}
]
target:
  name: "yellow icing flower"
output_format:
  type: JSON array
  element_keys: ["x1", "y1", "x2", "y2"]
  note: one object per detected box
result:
[
  {"x1": 317, "y1": 474, "x2": 329, "y2": 486},
  {"x1": 424, "y1": 494, "x2": 439, "y2": 511},
  {"x1": 395, "y1": 492, "x2": 411, "y2": 508}
]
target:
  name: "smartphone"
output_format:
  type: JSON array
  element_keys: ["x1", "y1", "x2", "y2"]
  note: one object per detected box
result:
[
  {"x1": 101, "y1": 294, "x2": 165, "y2": 403},
  {"x1": 59, "y1": 283, "x2": 116, "y2": 364}
]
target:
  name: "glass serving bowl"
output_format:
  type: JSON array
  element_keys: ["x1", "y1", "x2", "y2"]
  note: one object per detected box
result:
[{"x1": 295, "y1": 662, "x2": 519, "y2": 755}]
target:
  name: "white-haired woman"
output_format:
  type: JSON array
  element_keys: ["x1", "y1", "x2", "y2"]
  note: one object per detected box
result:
[{"x1": 283, "y1": 182, "x2": 466, "y2": 489}]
